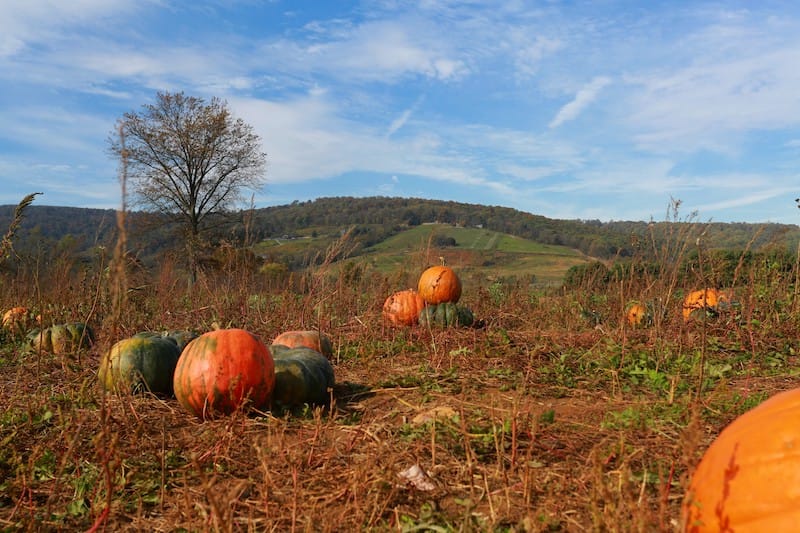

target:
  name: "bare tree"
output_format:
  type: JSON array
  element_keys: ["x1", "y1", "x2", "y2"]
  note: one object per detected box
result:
[{"x1": 108, "y1": 91, "x2": 267, "y2": 279}]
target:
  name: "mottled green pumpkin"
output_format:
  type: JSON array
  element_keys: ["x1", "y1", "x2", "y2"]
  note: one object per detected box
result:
[
  {"x1": 26, "y1": 322, "x2": 94, "y2": 354},
  {"x1": 269, "y1": 345, "x2": 335, "y2": 407},
  {"x1": 418, "y1": 302, "x2": 474, "y2": 328},
  {"x1": 133, "y1": 330, "x2": 198, "y2": 352},
  {"x1": 99, "y1": 336, "x2": 181, "y2": 394}
]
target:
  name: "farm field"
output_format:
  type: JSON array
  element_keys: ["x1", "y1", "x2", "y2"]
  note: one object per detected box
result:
[
  {"x1": 257, "y1": 224, "x2": 592, "y2": 287},
  {"x1": 2, "y1": 226, "x2": 800, "y2": 532}
]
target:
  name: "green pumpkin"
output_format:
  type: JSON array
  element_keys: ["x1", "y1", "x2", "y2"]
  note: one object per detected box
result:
[
  {"x1": 133, "y1": 330, "x2": 198, "y2": 353},
  {"x1": 269, "y1": 345, "x2": 335, "y2": 407},
  {"x1": 418, "y1": 302, "x2": 474, "y2": 328},
  {"x1": 99, "y1": 336, "x2": 181, "y2": 394},
  {"x1": 26, "y1": 327, "x2": 52, "y2": 352}
]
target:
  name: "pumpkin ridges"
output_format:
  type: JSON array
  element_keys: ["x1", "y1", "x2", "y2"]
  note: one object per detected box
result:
[
  {"x1": 269, "y1": 345, "x2": 335, "y2": 408},
  {"x1": 419, "y1": 302, "x2": 474, "y2": 327}
]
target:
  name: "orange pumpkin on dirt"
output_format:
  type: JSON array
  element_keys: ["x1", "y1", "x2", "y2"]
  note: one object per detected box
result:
[
  {"x1": 417, "y1": 265, "x2": 462, "y2": 305},
  {"x1": 682, "y1": 288, "x2": 730, "y2": 321},
  {"x1": 173, "y1": 328, "x2": 275, "y2": 419},
  {"x1": 382, "y1": 289, "x2": 427, "y2": 327},
  {"x1": 682, "y1": 387, "x2": 800, "y2": 531},
  {"x1": 272, "y1": 330, "x2": 333, "y2": 358}
]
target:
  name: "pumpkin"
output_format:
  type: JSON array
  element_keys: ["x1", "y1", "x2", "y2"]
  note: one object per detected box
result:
[
  {"x1": 382, "y1": 289, "x2": 426, "y2": 327},
  {"x1": 418, "y1": 302, "x2": 474, "y2": 328},
  {"x1": 26, "y1": 322, "x2": 94, "y2": 355},
  {"x1": 2, "y1": 307, "x2": 30, "y2": 333},
  {"x1": 624, "y1": 302, "x2": 651, "y2": 327},
  {"x1": 133, "y1": 330, "x2": 198, "y2": 352},
  {"x1": 269, "y1": 344, "x2": 335, "y2": 407},
  {"x1": 682, "y1": 387, "x2": 800, "y2": 531},
  {"x1": 99, "y1": 336, "x2": 181, "y2": 394},
  {"x1": 272, "y1": 330, "x2": 333, "y2": 358},
  {"x1": 417, "y1": 265, "x2": 462, "y2": 305},
  {"x1": 682, "y1": 288, "x2": 730, "y2": 322},
  {"x1": 173, "y1": 328, "x2": 275, "y2": 419}
]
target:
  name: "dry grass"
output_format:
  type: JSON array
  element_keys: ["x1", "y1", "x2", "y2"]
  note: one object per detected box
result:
[{"x1": 2, "y1": 211, "x2": 800, "y2": 532}]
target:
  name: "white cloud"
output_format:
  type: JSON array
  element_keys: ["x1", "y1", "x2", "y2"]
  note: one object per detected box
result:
[
  {"x1": 515, "y1": 35, "x2": 563, "y2": 78},
  {"x1": 386, "y1": 108, "x2": 413, "y2": 138},
  {"x1": 624, "y1": 15, "x2": 800, "y2": 153},
  {"x1": 549, "y1": 76, "x2": 611, "y2": 129}
]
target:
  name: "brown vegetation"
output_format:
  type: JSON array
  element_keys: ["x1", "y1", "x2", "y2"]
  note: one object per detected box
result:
[{"x1": 2, "y1": 205, "x2": 800, "y2": 531}]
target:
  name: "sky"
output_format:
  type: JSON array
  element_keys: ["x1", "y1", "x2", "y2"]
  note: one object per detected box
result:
[{"x1": 2, "y1": 1, "x2": 800, "y2": 224}]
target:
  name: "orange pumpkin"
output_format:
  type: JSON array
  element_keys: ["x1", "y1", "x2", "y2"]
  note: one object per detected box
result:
[
  {"x1": 682, "y1": 288, "x2": 730, "y2": 321},
  {"x1": 624, "y1": 302, "x2": 649, "y2": 327},
  {"x1": 682, "y1": 387, "x2": 800, "y2": 531},
  {"x1": 272, "y1": 330, "x2": 333, "y2": 357},
  {"x1": 173, "y1": 328, "x2": 275, "y2": 419},
  {"x1": 382, "y1": 289, "x2": 427, "y2": 326},
  {"x1": 2, "y1": 307, "x2": 30, "y2": 333},
  {"x1": 417, "y1": 266, "x2": 462, "y2": 305}
]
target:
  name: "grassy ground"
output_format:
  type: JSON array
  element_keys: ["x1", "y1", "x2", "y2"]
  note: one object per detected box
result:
[{"x1": 1, "y1": 231, "x2": 799, "y2": 532}]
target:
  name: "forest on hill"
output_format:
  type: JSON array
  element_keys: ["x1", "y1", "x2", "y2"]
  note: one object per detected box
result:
[{"x1": 1, "y1": 196, "x2": 799, "y2": 273}]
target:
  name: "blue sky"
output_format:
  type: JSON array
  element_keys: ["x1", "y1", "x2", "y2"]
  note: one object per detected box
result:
[{"x1": 2, "y1": 1, "x2": 800, "y2": 223}]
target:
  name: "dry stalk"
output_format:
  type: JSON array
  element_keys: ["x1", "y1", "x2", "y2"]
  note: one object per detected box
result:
[{"x1": 0, "y1": 192, "x2": 41, "y2": 265}]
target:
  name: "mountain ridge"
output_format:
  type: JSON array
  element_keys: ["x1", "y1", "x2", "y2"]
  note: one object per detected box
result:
[{"x1": 1, "y1": 196, "x2": 799, "y2": 263}]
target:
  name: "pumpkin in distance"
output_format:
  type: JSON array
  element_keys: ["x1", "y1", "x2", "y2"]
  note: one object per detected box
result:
[
  {"x1": 682, "y1": 288, "x2": 730, "y2": 322},
  {"x1": 99, "y1": 336, "x2": 181, "y2": 394},
  {"x1": 269, "y1": 344, "x2": 335, "y2": 407},
  {"x1": 382, "y1": 289, "x2": 426, "y2": 327},
  {"x1": 417, "y1": 265, "x2": 462, "y2": 305},
  {"x1": 272, "y1": 330, "x2": 333, "y2": 357},
  {"x1": 26, "y1": 322, "x2": 94, "y2": 355},
  {"x1": 2, "y1": 307, "x2": 30, "y2": 333},
  {"x1": 173, "y1": 328, "x2": 275, "y2": 419},
  {"x1": 418, "y1": 302, "x2": 474, "y2": 328},
  {"x1": 624, "y1": 302, "x2": 650, "y2": 327},
  {"x1": 682, "y1": 387, "x2": 800, "y2": 531}
]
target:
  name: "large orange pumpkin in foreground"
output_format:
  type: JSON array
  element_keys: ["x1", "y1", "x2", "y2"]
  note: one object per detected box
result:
[
  {"x1": 417, "y1": 265, "x2": 462, "y2": 305},
  {"x1": 682, "y1": 387, "x2": 800, "y2": 531},
  {"x1": 682, "y1": 288, "x2": 730, "y2": 321},
  {"x1": 382, "y1": 289, "x2": 426, "y2": 326},
  {"x1": 173, "y1": 329, "x2": 275, "y2": 419},
  {"x1": 272, "y1": 330, "x2": 333, "y2": 357}
]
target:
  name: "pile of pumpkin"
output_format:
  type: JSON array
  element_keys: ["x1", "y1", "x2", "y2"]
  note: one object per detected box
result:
[
  {"x1": 2, "y1": 307, "x2": 334, "y2": 420},
  {"x1": 382, "y1": 265, "x2": 475, "y2": 328},
  {"x1": 2, "y1": 306, "x2": 95, "y2": 355},
  {"x1": 99, "y1": 328, "x2": 335, "y2": 419}
]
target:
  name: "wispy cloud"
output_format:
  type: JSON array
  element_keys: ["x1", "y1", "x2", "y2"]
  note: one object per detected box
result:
[
  {"x1": 3, "y1": 1, "x2": 800, "y2": 222},
  {"x1": 549, "y1": 76, "x2": 611, "y2": 128}
]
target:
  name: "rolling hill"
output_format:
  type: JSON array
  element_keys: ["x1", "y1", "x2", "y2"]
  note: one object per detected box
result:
[{"x1": 3, "y1": 196, "x2": 800, "y2": 285}]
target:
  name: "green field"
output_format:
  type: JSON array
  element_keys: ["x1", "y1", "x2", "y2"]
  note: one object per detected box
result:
[{"x1": 362, "y1": 224, "x2": 589, "y2": 285}]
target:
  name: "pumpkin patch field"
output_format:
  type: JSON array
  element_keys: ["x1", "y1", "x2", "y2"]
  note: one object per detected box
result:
[{"x1": 3, "y1": 226, "x2": 800, "y2": 531}]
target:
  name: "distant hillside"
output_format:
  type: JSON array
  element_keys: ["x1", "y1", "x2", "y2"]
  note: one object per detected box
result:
[
  {"x1": 2, "y1": 196, "x2": 799, "y2": 268},
  {"x1": 243, "y1": 197, "x2": 800, "y2": 259}
]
